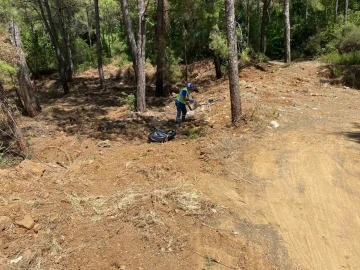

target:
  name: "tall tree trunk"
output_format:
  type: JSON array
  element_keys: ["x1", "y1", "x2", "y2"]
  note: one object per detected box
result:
[
  {"x1": 8, "y1": 20, "x2": 41, "y2": 117},
  {"x1": 86, "y1": 3, "x2": 92, "y2": 47},
  {"x1": 64, "y1": 33, "x2": 74, "y2": 82},
  {"x1": 225, "y1": 0, "x2": 242, "y2": 123},
  {"x1": 119, "y1": 0, "x2": 146, "y2": 112},
  {"x1": 183, "y1": 27, "x2": 188, "y2": 83},
  {"x1": 37, "y1": 0, "x2": 69, "y2": 95},
  {"x1": 334, "y1": 0, "x2": 338, "y2": 22},
  {"x1": 55, "y1": 0, "x2": 73, "y2": 82},
  {"x1": 0, "y1": 82, "x2": 27, "y2": 156},
  {"x1": 213, "y1": 51, "x2": 222, "y2": 79},
  {"x1": 305, "y1": 0, "x2": 308, "y2": 23},
  {"x1": 284, "y1": 0, "x2": 291, "y2": 63},
  {"x1": 344, "y1": 0, "x2": 349, "y2": 23},
  {"x1": 119, "y1": 0, "x2": 139, "y2": 80},
  {"x1": 136, "y1": 0, "x2": 146, "y2": 112},
  {"x1": 94, "y1": 0, "x2": 105, "y2": 89},
  {"x1": 155, "y1": 0, "x2": 167, "y2": 97},
  {"x1": 246, "y1": 0, "x2": 251, "y2": 45},
  {"x1": 260, "y1": 0, "x2": 271, "y2": 54}
]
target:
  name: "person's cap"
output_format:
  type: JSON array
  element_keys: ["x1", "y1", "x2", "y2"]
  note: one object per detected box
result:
[{"x1": 187, "y1": 82, "x2": 194, "y2": 90}]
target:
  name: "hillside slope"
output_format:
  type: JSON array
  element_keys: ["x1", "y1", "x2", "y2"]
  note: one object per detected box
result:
[{"x1": 0, "y1": 61, "x2": 359, "y2": 270}]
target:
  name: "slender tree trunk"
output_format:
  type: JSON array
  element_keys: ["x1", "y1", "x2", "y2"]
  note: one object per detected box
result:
[
  {"x1": 8, "y1": 20, "x2": 41, "y2": 117},
  {"x1": 184, "y1": 43, "x2": 188, "y2": 82},
  {"x1": 119, "y1": 0, "x2": 139, "y2": 79},
  {"x1": 246, "y1": 0, "x2": 251, "y2": 45},
  {"x1": 64, "y1": 33, "x2": 74, "y2": 82},
  {"x1": 37, "y1": 0, "x2": 69, "y2": 95},
  {"x1": 55, "y1": 0, "x2": 73, "y2": 82},
  {"x1": 334, "y1": 0, "x2": 338, "y2": 22},
  {"x1": 0, "y1": 82, "x2": 27, "y2": 156},
  {"x1": 213, "y1": 51, "x2": 222, "y2": 79},
  {"x1": 344, "y1": 0, "x2": 349, "y2": 23},
  {"x1": 225, "y1": 0, "x2": 242, "y2": 123},
  {"x1": 94, "y1": 0, "x2": 105, "y2": 89},
  {"x1": 260, "y1": 0, "x2": 271, "y2": 54},
  {"x1": 119, "y1": 0, "x2": 146, "y2": 112},
  {"x1": 136, "y1": 0, "x2": 146, "y2": 112},
  {"x1": 155, "y1": 0, "x2": 167, "y2": 97},
  {"x1": 305, "y1": 0, "x2": 308, "y2": 23},
  {"x1": 284, "y1": 0, "x2": 291, "y2": 63},
  {"x1": 86, "y1": 5, "x2": 92, "y2": 47}
]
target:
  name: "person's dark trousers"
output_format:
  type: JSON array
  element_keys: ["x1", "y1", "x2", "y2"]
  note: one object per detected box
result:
[{"x1": 175, "y1": 100, "x2": 187, "y2": 123}]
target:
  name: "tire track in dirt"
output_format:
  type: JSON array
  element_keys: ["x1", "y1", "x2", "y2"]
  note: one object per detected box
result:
[
  {"x1": 248, "y1": 126, "x2": 360, "y2": 269},
  {"x1": 196, "y1": 61, "x2": 360, "y2": 269}
]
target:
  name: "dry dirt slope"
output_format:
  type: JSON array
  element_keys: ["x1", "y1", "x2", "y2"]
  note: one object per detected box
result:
[{"x1": 0, "y1": 61, "x2": 360, "y2": 270}]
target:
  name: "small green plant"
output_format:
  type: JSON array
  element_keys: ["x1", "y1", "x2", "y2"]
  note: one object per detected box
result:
[
  {"x1": 256, "y1": 53, "x2": 269, "y2": 62},
  {"x1": 332, "y1": 67, "x2": 342, "y2": 77},
  {"x1": 184, "y1": 127, "x2": 207, "y2": 139},
  {"x1": 119, "y1": 92, "x2": 136, "y2": 111},
  {"x1": 126, "y1": 93, "x2": 136, "y2": 111},
  {"x1": 117, "y1": 53, "x2": 131, "y2": 67},
  {"x1": 205, "y1": 256, "x2": 216, "y2": 268},
  {"x1": 320, "y1": 51, "x2": 342, "y2": 64},
  {"x1": 239, "y1": 47, "x2": 252, "y2": 63}
]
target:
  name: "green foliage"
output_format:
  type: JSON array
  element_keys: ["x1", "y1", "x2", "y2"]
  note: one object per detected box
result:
[
  {"x1": 331, "y1": 66, "x2": 342, "y2": 78},
  {"x1": 321, "y1": 51, "x2": 360, "y2": 65},
  {"x1": 119, "y1": 92, "x2": 136, "y2": 111},
  {"x1": 112, "y1": 40, "x2": 128, "y2": 57},
  {"x1": 0, "y1": 60, "x2": 17, "y2": 75},
  {"x1": 117, "y1": 53, "x2": 131, "y2": 67},
  {"x1": 184, "y1": 127, "x2": 207, "y2": 139},
  {"x1": 254, "y1": 53, "x2": 269, "y2": 63},
  {"x1": 239, "y1": 47, "x2": 252, "y2": 63},
  {"x1": 0, "y1": 60, "x2": 17, "y2": 84},
  {"x1": 164, "y1": 48, "x2": 182, "y2": 83},
  {"x1": 22, "y1": 30, "x2": 57, "y2": 74},
  {"x1": 209, "y1": 29, "x2": 228, "y2": 59},
  {"x1": 339, "y1": 25, "x2": 360, "y2": 53},
  {"x1": 73, "y1": 38, "x2": 97, "y2": 72}
]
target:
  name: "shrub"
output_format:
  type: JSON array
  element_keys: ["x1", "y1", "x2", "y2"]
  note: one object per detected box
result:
[
  {"x1": 339, "y1": 25, "x2": 360, "y2": 53},
  {"x1": 119, "y1": 92, "x2": 136, "y2": 111},
  {"x1": 239, "y1": 47, "x2": 252, "y2": 63},
  {"x1": 73, "y1": 38, "x2": 97, "y2": 72},
  {"x1": 22, "y1": 30, "x2": 57, "y2": 75},
  {"x1": 111, "y1": 40, "x2": 128, "y2": 56},
  {"x1": 164, "y1": 48, "x2": 182, "y2": 84},
  {"x1": 321, "y1": 51, "x2": 360, "y2": 65},
  {"x1": 117, "y1": 53, "x2": 131, "y2": 67}
]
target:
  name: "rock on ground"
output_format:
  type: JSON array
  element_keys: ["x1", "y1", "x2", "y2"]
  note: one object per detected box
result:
[
  {"x1": 16, "y1": 160, "x2": 45, "y2": 178},
  {"x1": 15, "y1": 215, "x2": 35, "y2": 230}
]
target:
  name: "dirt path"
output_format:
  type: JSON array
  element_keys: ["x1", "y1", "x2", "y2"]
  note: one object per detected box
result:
[
  {"x1": 1, "y1": 61, "x2": 359, "y2": 270},
  {"x1": 194, "y1": 61, "x2": 360, "y2": 269}
]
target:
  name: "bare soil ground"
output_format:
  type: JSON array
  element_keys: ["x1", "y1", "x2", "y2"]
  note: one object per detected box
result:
[{"x1": 1, "y1": 60, "x2": 360, "y2": 270}]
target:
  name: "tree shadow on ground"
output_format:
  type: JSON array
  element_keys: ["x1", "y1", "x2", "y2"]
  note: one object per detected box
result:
[
  {"x1": 31, "y1": 76, "x2": 207, "y2": 142},
  {"x1": 339, "y1": 123, "x2": 360, "y2": 144},
  {"x1": 318, "y1": 65, "x2": 360, "y2": 90}
]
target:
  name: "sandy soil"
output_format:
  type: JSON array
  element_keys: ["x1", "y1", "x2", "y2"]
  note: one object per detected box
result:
[{"x1": 0, "y1": 60, "x2": 359, "y2": 270}]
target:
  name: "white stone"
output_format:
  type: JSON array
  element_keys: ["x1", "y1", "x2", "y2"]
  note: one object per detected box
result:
[{"x1": 270, "y1": 121, "x2": 280, "y2": 129}]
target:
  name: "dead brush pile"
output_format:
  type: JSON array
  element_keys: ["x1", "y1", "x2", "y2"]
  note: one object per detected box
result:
[{"x1": 65, "y1": 185, "x2": 214, "y2": 227}]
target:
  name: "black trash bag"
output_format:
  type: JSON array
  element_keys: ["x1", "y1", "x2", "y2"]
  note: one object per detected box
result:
[{"x1": 148, "y1": 127, "x2": 176, "y2": 143}]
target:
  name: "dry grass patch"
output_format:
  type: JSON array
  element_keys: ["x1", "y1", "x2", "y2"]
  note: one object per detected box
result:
[
  {"x1": 204, "y1": 136, "x2": 246, "y2": 162},
  {"x1": 64, "y1": 185, "x2": 213, "y2": 224}
]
